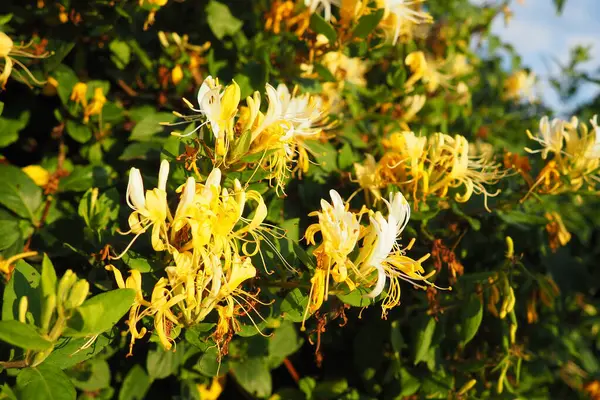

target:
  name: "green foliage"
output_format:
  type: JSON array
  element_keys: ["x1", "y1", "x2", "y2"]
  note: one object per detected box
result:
[{"x1": 1, "y1": 0, "x2": 598, "y2": 399}]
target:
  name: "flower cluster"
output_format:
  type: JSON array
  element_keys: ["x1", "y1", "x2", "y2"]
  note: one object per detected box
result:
[
  {"x1": 108, "y1": 160, "x2": 277, "y2": 353},
  {"x1": 303, "y1": 190, "x2": 435, "y2": 325},
  {"x1": 526, "y1": 115, "x2": 599, "y2": 195},
  {"x1": 355, "y1": 131, "x2": 507, "y2": 210},
  {"x1": 171, "y1": 76, "x2": 333, "y2": 193}
]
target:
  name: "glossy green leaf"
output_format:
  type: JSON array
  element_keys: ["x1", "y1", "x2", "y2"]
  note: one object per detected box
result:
[
  {"x1": 16, "y1": 364, "x2": 76, "y2": 400},
  {"x1": 64, "y1": 289, "x2": 136, "y2": 337},
  {"x1": 0, "y1": 164, "x2": 42, "y2": 222},
  {"x1": 0, "y1": 320, "x2": 53, "y2": 350}
]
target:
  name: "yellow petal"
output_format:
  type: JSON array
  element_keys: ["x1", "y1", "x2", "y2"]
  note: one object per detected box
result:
[{"x1": 22, "y1": 165, "x2": 50, "y2": 186}]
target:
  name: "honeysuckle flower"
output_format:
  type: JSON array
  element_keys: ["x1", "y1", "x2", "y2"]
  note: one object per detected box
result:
[
  {"x1": 378, "y1": 131, "x2": 506, "y2": 209},
  {"x1": 322, "y1": 51, "x2": 368, "y2": 87},
  {"x1": 173, "y1": 76, "x2": 241, "y2": 156},
  {"x1": 105, "y1": 265, "x2": 153, "y2": 355},
  {"x1": 399, "y1": 94, "x2": 426, "y2": 130},
  {"x1": 503, "y1": 70, "x2": 536, "y2": 103},
  {"x1": 525, "y1": 114, "x2": 600, "y2": 195},
  {"x1": 197, "y1": 377, "x2": 225, "y2": 400},
  {"x1": 545, "y1": 211, "x2": 571, "y2": 252},
  {"x1": 354, "y1": 154, "x2": 383, "y2": 203},
  {"x1": 303, "y1": 190, "x2": 361, "y2": 327},
  {"x1": 404, "y1": 51, "x2": 451, "y2": 93},
  {"x1": 83, "y1": 87, "x2": 107, "y2": 123},
  {"x1": 377, "y1": 0, "x2": 433, "y2": 45},
  {"x1": 354, "y1": 192, "x2": 435, "y2": 317},
  {"x1": 70, "y1": 82, "x2": 88, "y2": 108},
  {"x1": 22, "y1": 165, "x2": 50, "y2": 186},
  {"x1": 114, "y1": 160, "x2": 171, "y2": 257},
  {"x1": 1, "y1": 31, "x2": 49, "y2": 89}
]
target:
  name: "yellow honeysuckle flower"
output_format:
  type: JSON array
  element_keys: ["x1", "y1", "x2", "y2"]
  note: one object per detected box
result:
[
  {"x1": 354, "y1": 154, "x2": 383, "y2": 203},
  {"x1": 22, "y1": 165, "x2": 50, "y2": 186},
  {"x1": 1, "y1": 31, "x2": 49, "y2": 89},
  {"x1": 376, "y1": 0, "x2": 433, "y2": 45},
  {"x1": 83, "y1": 87, "x2": 106, "y2": 123},
  {"x1": 105, "y1": 265, "x2": 152, "y2": 355},
  {"x1": 174, "y1": 76, "x2": 240, "y2": 156},
  {"x1": 545, "y1": 211, "x2": 571, "y2": 252},
  {"x1": 321, "y1": 51, "x2": 368, "y2": 87},
  {"x1": 0, "y1": 251, "x2": 38, "y2": 276},
  {"x1": 503, "y1": 70, "x2": 536, "y2": 103},
  {"x1": 113, "y1": 160, "x2": 171, "y2": 258},
  {"x1": 197, "y1": 377, "x2": 225, "y2": 400},
  {"x1": 354, "y1": 192, "x2": 435, "y2": 317},
  {"x1": 404, "y1": 51, "x2": 452, "y2": 93},
  {"x1": 70, "y1": 82, "x2": 88, "y2": 107},
  {"x1": 379, "y1": 131, "x2": 506, "y2": 209},
  {"x1": 171, "y1": 65, "x2": 183, "y2": 85},
  {"x1": 303, "y1": 190, "x2": 361, "y2": 327},
  {"x1": 525, "y1": 114, "x2": 599, "y2": 195}
]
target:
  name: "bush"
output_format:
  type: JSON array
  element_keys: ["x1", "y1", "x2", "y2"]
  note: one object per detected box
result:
[{"x1": 1, "y1": 1, "x2": 599, "y2": 399}]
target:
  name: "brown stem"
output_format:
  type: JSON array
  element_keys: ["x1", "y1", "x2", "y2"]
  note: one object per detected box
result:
[
  {"x1": 283, "y1": 358, "x2": 300, "y2": 384},
  {"x1": 0, "y1": 360, "x2": 29, "y2": 369}
]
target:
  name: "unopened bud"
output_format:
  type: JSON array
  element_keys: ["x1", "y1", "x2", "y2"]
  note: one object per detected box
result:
[
  {"x1": 505, "y1": 236, "x2": 514, "y2": 259},
  {"x1": 509, "y1": 323, "x2": 517, "y2": 345},
  {"x1": 18, "y1": 296, "x2": 29, "y2": 323},
  {"x1": 65, "y1": 280, "x2": 89, "y2": 310},
  {"x1": 457, "y1": 379, "x2": 477, "y2": 395},
  {"x1": 57, "y1": 270, "x2": 77, "y2": 306},
  {"x1": 40, "y1": 294, "x2": 57, "y2": 333}
]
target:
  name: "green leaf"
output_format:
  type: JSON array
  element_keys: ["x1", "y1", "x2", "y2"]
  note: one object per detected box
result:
[
  {"x1": 461, "y1": 295, "x2": 483, "y2": 345},
  {"x1": 398, "y1": 368, "x2": 421, "y2": 396},
  {"x1": 67, "y1": 359, "x2": 111, "y2": 391},
  {"x1": 194, "y1": 346, "x2": 222, "y2": 377},
  {"x1": 59, "y1": 165, "x2": 114, "y2": 192},
  {"x1": 0, "y1": 164, "x2": 43, "y2": 222},
  {"x1": 352, "y1": 9, "x2": 384, "y2": 39},
  {"x1": 130, "y1": 112, "x2": 175, "y2": 141},
  {"x1": 118, "y1": 365, "x2": 151, "y2": 400},
  {"x1": 2, "y1": 260, "x2": 41, "y2": 321},
  {"x1": 147, "y1": 345, "x2": 183, "y2": 379},
  {"x1": 309, "y1": 13, "x2": 337, "y2": 44},
  {"x1": 40, "y1": 254, "x2": 58, "y2": 301},
  {"x1": 206, "y1": 1, "x2": 243, "y2": 40},
  {"x1": 45, "y1": 333, "x2": 113, "y2": 369},
  {"x1": 78, "y1": 188, "x2": 120, "y2": 235},
  {"x1": 231, "y1": 357, "x2": 272, "y2": 398},
  {"x1": 336, "y1": 286, "x2": 376, "y2": 307},
  {"x1": 267, "y1": 322, "x2": 303, "y2": 368},
  {"x1": 229, "y1": 130, "x2": 253, "y2": 162},
  {"x1": 0, "y1": 217, "x2": 20, "y2": 251},
  {"x1": 64, "y1": 289, "x2": 136, "y2": 337},
  {"x1": 414, "y1": 316, "x2": 436, "y2": 365},
  {"x1": 0, "y1": 320, "x2": 53, "y2": 350},
  {"x1": 65, "y1": 120, "x2": 92, "y2": 143},
  {"x1": 109, "y1": 39, "x2": 131, "y2": 69},
  {"x1": 119, "y1": 142, "x2": 163, "y2": 161},
  {"x1": 16, "y1": 364, "x2": 76, "y2": 400},
  {"x1": 0, "y1": 110, "x2": 30, "y2": 148}
]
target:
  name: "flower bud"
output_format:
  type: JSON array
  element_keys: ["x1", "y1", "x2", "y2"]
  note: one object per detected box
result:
[
  {"x1": 18, "y1": 296, "x2": 29, "y2": 323},
  {"x1": 505, "y1": 236, "x2": 514, "y2": 259},
  {"x1": 40, "y1": 294, "x2": 57, "y2": 333},
  {"x1": 64, "y1": 280, "x2": 89, "y2": 310},
  {"x1": 57, "y1": 270, "x2": 77, "y2": 306}
]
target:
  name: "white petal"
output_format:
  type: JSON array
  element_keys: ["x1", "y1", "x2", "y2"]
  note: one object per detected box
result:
[
  {"x1": 127, "y1": 168, "x2": 145, "y2": 210},
  {"x1": 158, "y1": 159, "x2": 170, "y2": 191},
  {"x1": 365, "y1": 264, "x2": 386, "y2": 299}
]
